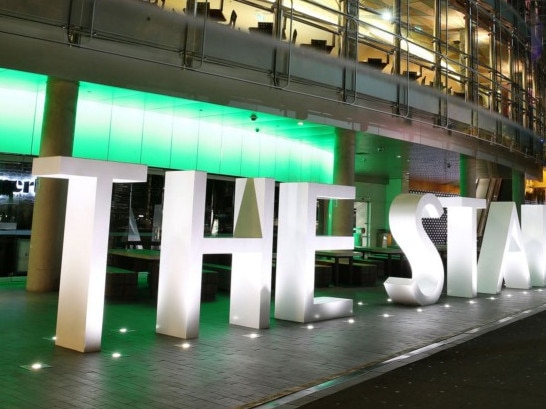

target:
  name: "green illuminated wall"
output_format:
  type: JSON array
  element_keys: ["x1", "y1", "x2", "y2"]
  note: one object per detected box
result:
[
  {"x1": 0, "y1": 69, "x2": 334, "y2": 183},
  {"x1": 0, "y1": 69, "x2": 44, "y2": 156}
]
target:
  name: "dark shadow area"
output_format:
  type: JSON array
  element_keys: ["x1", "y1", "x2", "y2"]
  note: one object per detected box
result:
[{"x1": 299, "y1": 309, "x2": 546, "y2": 409}]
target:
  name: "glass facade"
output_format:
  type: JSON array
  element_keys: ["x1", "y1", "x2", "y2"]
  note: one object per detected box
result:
[
  {"x1": 1, "y1": 0, "x2": 546, "y2": 272},
  {"x1": 207, "y1": 0, "x2": 544, "y2": 141},
  {"x1": 1, "y1": 0, "x2": 543, "y2": 157}
]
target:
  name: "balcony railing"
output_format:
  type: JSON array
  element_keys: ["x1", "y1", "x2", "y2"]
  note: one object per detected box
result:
[{"x1": 0, "y1": 0, "x2": 543, "y2": 166}]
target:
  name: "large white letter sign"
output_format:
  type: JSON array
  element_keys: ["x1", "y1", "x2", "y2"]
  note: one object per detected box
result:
[
  {"x1": 478, "y1": 202, "x2": 530, "y2": 293},
  {"x1": 521, "y1": 205, "x2": 546, "y2": 287},
  {"x1": 156, "y1": 172, "x2": 274, "y2": 339},
  {"x1": 274, "y1": 183, "x2": 355, "y2": 323},
  {"x1": 156, "y1": 171, "x2": 206, "y2": 340},
  {"x1": 384, "y1": 193, "x2": 444, "y2": 306},
  {"x1": 230, "y1": 177, "x2": 275, "y2": 329},
  {"x1": 32, "y1": 156, "x2": 147, "y2": 352},
  {"x1": 439, "y1": 197, "x2": 486, "y2": 298}
]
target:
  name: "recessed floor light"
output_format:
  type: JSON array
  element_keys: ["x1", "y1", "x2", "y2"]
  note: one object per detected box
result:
[
  {"x1": 103, "y1": 350, "x2": 129, "y2": 358},
  {"x1": 112, "y1": 328, "x2": 134, "y2": 334},
  {"x1": 21, "y1": 363, "x2": 52, "y2": 371}
]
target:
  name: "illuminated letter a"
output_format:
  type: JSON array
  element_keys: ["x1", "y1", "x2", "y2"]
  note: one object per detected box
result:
[{"x1": 477, "y1": 202, "x2": 530, "y2": 294}]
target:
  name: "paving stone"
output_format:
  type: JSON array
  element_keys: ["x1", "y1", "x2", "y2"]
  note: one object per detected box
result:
[{"x1": 1, "y1": 279, "x2": 546, "y2": 408}]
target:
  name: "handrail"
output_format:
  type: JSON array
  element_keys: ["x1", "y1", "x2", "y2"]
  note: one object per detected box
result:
[{"x1": 0, "y1": 0, "x2": 543, "y2": 164}]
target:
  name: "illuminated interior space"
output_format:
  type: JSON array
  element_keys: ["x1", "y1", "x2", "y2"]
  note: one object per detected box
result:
[
  {"x1": 175, "y1": 0, "x2": 544, "y2": 136},
  {"x1": 2, "y1": 0, "x2": 546, "y2": 275}
]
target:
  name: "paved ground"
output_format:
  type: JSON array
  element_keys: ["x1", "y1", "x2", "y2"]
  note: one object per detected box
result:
[
  {"x1": 285, "y1": 308, "x2": 546, "y2": 409},
  {"x1": 1, "y1": 276, "x2": 546, "y2": 409}
]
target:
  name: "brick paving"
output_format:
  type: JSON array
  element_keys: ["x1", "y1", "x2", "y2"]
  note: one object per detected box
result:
[{"x1": 1, "y1": 277, "x2": 545, "y2": 409}]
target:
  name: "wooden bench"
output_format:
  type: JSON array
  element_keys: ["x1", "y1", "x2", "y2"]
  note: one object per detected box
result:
[
  {"x1": 350, "y1": 262, "x2": 378, "y2": 286},
  {"x1": 105, "y1": 266, "x2": 138, "y2": 301},
  {"x1": 107, "y1": 264, "x2": 218, "y2": 302},
  {"x1": 316, "y1": 259, "x2": 377, "y2": 286},
  {"x1": 203, "y1": 263, "x2": 231, "y2": 292},
  {"x1": 149, "y1": 268, "x2": 219, "y2": 301},
  {"x1": 271, "y1": 262, "x2": 333, "y2": 289},
  {"x1": 203, "y1": 260, "x2": 332, "y2": 291},
  {"x1": 201, "y1": 270, "x2": 219, "y2": 302},
  {"x1": 360, "y1": 258, "x2": 386, "y2": 278},
  {"x1": 314, "y1": 264, "x2": 332, "y2": 288}
]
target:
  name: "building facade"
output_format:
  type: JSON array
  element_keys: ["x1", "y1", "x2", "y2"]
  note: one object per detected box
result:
[{"x1": 0, "y1": 0, "x2": 545, "y2": 277}]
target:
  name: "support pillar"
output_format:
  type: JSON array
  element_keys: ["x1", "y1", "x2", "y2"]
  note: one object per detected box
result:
[
  {"x1": 331, "y1": 128, "x2": 355, "y2": 236},
  {"x1": 385, "y1": 176, "x2": 407, "y2": 234},
  {"x1": 26, "y1": 77, "x2": 79, "y2": 292},
  {"x1": 459, "y1": 154, "x2": 477, "y2": 198},
  {"x1": 512, "y1": 168, "x2": 525, "y2": 217}
]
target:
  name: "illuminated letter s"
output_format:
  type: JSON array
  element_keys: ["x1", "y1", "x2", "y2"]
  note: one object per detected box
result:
[{"x1": 384, "y1": 193, "x2": 444, "y2": 306}]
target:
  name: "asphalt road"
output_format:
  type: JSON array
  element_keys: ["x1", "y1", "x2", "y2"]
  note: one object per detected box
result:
[{"x1": 299, "y1": 310, "x2": 546, "y2": 409}]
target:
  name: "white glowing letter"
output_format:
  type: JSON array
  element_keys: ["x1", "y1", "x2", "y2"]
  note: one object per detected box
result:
[
  {"x1": 522, "y1": 204, "x2": 546, "y2": 286},
  {"x1": 384, "y1": 193, "x2": 444, "y2": 306},
  {"x1": 274, "y1": 183, "x2": 354, "y2": 323},
  {"x1": 32, "y1": 156, "x2": 147, "y2": 352},
  {"x1": 230, "y1": 177, "x2": 275, "y2": 329},
  {"x1": 478, "y1": 202, "x2": 530, "y2": 293},
  {"x1": 439, "y1": 197, "x2": 486, "y2": 298},
  {"x1": 156, "y1": 172, "x2": 274, "y2": 339}
]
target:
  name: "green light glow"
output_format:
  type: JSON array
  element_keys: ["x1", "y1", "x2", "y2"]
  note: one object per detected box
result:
[
  {"x1": 74, "y1": 99, "x2": 111, "y2": 159},
  {"x1": 0, "y1": 69, "x2": 45, "y2": 155},
  {"x1": 0, "y1": 68, "x2": 334, "y2": 182}
]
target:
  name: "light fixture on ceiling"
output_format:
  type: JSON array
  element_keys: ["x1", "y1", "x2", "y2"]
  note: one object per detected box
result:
[{"x1": 381, "y1": 10, "x2": 392, "y2": 21}]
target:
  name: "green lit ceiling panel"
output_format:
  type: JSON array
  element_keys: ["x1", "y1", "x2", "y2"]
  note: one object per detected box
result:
[
  {"x1": 107, "y1": 105, "x2": 145, "y2": 163},
  {"x1": 239, "y1": 135, "x2": 262, "y2": 178},
  {"x1": 257, "y1": 136, "x2": 278, "y2": 179},
  {"x1": 218, "y1": 132, "x2": 243, "y2": 177},
  {"x1": 0, "y1": 69, "x2": 45, "y2": 155},
  {"x1": 141, "y1": 110, "x2": 173, "y2": 168},
  {"x1": 273, "y1": 139, "x2": 292, "y2": 182},
  {"x1": 0, "y1": 68, "x2": 334, "y2": 183},
  {"x1": 171, "y1": 116, "x2": 199, "y2": 170},
  {"x1": 196, "y1": 121, "x2": 223, "y2": 174},
  {"x1": 74, "y1": 99, "x2": 112, "y2": 160}
]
